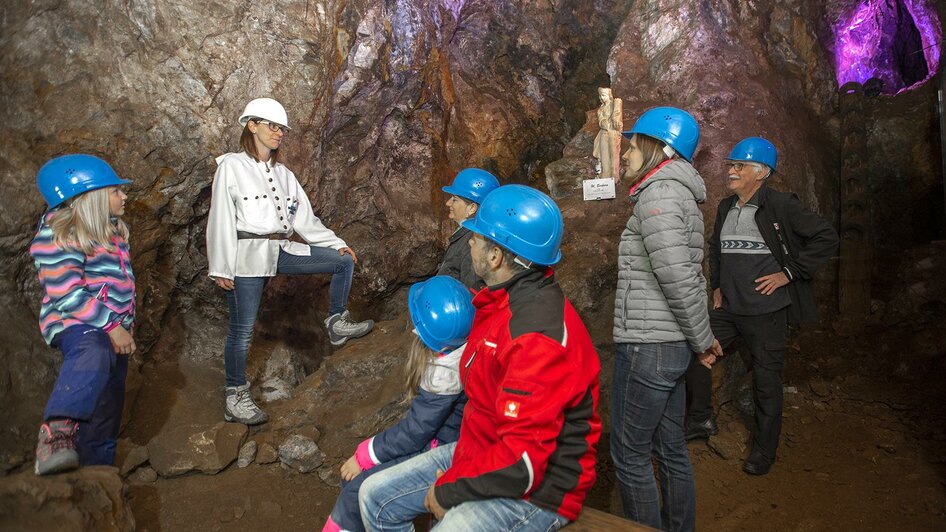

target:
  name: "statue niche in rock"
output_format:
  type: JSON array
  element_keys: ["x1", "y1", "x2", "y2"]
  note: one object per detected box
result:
[{"x1": 592, "y1": 87, "x2": 623, "y2": 183}]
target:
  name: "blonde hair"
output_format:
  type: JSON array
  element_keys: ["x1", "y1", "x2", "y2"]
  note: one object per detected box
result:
[
  {"x1": 403, "y1": 335, "x2": 437, "y2": 400},
  {"x1": 49, "y1": 187, "x2": 129, "y2": 255},
  {"x1": 625, "y1": 134, "x2": 675, "y2": 184}
]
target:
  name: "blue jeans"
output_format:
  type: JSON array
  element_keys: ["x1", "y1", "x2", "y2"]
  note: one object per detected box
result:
[
  {"x1": 359, "y1": 443, "x2": 569, "y2": 532},
  {"x1": 43, "y1": 325, "x2": 128, "y2": 465},
  {"x1": 331, "y1": 453, "x2": 418, "y2": 532},
  {"x1": 611, "y1": 342, "x2": 695, "y2": 532},
  {"x1": 224, "y1": 246, "x2": 354, "y2": 387}
]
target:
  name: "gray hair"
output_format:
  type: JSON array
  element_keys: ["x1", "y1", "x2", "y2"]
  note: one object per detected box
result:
[{"x1": 751, "y1": 162, "x2": 773, "y2": 180}]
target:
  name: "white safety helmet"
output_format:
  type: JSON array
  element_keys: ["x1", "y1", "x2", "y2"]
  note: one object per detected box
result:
[{"x1": 238, "y1": 98, "x2": 290, "y2": 129}]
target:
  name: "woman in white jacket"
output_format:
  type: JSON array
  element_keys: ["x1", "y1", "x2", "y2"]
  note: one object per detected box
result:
[{"x1": 207, "y1": 97, "x2": 374, "y2": 425}]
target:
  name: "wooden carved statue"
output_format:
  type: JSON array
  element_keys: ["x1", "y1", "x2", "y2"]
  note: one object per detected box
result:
[{"x1": 592, "y1": 87, "x2": 623, "y2": 182}]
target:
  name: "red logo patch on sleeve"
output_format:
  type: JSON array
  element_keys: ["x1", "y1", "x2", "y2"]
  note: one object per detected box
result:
[{"x1": 504, "y1": 400, "x2": 520, "y2": 418}]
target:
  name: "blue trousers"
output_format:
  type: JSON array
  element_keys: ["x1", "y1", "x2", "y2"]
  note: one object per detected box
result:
[
  {"x1": 331, "y1": 454, "x2": 416, "y2": 532},
  {"x1": 359, "y1": 443, "x2": 568, "y2": 531},
  {"x1": 43, "y1": 325, "x2": 128, "y2": 466},
  {"x1": 611, "y1": 342, "x2": 695, "y2": 532},
  {"x1": 224, "y1": 247, "x2": 354, "y2": 387}
]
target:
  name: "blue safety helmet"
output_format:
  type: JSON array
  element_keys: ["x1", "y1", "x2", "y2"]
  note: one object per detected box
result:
[
  {"x1": 442, "y1": 168, "x2": 500, "y2": 204},
  {"x1": 461, "y1": 184, "x2": 563, "y2": 266},
  {"x1": 37, "y1": 154, "x2": 130, "y2": 208},
  {"x1": 623, "y1": 107, "x2": 700, "y2": 162},
  {"x1": 726, "y1": 137, "x2": 777, "y2": 172},
  {"x1": 409, "y1": 276, "x2": 475, "y2": 353}
]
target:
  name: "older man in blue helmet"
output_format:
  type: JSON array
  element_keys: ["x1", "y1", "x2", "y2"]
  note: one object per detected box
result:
[{"x1": 685, "y1": 137, "x2": 838, "y2": 476}]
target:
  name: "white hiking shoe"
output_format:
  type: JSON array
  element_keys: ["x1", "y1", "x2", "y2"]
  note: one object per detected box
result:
[
  {"x1": 224, "y1": 384, "x2": 269, "y2": 425},
  {"x1": 324, "y1": 310, "x2": 374, "y2": 346}
]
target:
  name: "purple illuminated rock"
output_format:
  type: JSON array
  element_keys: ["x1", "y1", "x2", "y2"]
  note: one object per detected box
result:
[{"x1": 830, "y1": 0, "x2": 941, "y2": 92}]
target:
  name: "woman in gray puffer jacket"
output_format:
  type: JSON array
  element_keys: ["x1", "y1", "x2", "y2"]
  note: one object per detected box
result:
[{"x1": 610, "y1": 107, "x2": 721, "y2": 532}]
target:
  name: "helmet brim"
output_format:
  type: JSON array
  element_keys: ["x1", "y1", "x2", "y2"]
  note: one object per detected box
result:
[
  {"x1": 442, "y1": 185, "x2": 477, "y2": 203},
  {"x1": 461, "y1": 218, "x2": 562, "y2": 266}
]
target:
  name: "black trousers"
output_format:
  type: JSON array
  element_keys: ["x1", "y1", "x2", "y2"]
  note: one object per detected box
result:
[{"x1": 686, "y1": 307, "x2": 788, "y2": 461}]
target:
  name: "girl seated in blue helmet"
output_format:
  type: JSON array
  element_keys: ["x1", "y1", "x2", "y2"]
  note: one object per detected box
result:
[
  {"x1": 30, "y1": 154, "x2": 136, "y2": 476},
  {"x1": 438, "y1": 168, "x2": 500, "y2": 289},
  {"x1": 322, "y1": 275, "x2": 473, "y2": 532}
]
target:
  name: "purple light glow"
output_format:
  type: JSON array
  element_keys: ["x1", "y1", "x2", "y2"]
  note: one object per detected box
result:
[{"x1": 834, "y1": 0, "x2": 941, "y2": 93}]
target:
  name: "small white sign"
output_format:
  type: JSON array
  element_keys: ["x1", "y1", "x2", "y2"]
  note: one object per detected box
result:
[{"x1": 582, "y1": 178, "x2": 616, "y2": 201}]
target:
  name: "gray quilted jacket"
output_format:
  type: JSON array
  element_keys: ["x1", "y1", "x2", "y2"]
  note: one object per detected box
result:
[{"x1": 613, "y1": 160, "x2": 714, "y2": 353}]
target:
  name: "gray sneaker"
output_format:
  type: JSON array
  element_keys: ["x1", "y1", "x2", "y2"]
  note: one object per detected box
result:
[
  {"x1": 324, "y1": 310, "x2": 374, "y2": 346},
  {"x1": 35, "y1": 419, "x2": 80, "y2": 476},
  {"x1": 225, "y1": 384, "x2": 269, "y2": 425}
]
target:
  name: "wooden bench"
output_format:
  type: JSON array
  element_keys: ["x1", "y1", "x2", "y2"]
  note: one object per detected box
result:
[{"x1": 567, "y1": 507, "x2": 655, "y2": 531}]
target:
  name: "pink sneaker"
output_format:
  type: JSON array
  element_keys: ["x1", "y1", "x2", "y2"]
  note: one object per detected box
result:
[{"x1": 34, "y1": 419, "x2": 79, "y2": 476}]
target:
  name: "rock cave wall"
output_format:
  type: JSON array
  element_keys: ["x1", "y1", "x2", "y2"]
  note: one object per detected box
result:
[
  {"x1": 0, "y1": 0, "x2": 629, "y2": 464},
  {"x1": 0, "y1": 0, "x2": 943, "y2": 482}
]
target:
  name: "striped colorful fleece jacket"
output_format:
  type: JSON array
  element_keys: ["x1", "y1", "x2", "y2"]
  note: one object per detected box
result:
[{"x1": 30, "y1": 212, "x2": 136, "y2": 346}]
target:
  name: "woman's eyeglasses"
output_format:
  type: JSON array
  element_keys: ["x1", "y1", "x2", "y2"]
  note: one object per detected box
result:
[{"x1": 252, "y1": 119, "x2": 289, "y2": 134}]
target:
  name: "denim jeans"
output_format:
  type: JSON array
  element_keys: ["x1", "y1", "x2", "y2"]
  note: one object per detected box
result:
[
  {"x1": 224, "y1": 246, "x2": 354, "y2": 387},
  {"x1": 359, "y1": 442, "x2": 569, "y2": 532},
  {"x1": 611, "y1": 342, "x2": 695, "y2": 532},
  {"x1": 44, "y1": 325, "x2": 128, "y2": 465},
  {"x1": 330, "y1": 452, "x2": 417, "y2": 532}
]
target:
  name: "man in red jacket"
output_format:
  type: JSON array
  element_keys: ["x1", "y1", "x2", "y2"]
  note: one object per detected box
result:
[{"x1": 359, "y1": 185, "x2": 601, "y2": 531}]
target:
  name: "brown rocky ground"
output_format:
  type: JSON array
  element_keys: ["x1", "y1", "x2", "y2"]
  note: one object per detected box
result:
[
  {"x1": 5, "y1": 328, "x2": 944, "y2": 531},
  {"x1": 105, "y1": 324, "x2": 945, "y2": 532},
  {"x1": 689, "y1": 327, "x2": 946, "y2": 531},
  {"x1": 3, "y1": 200, "x2": 945, "y2": 530}
]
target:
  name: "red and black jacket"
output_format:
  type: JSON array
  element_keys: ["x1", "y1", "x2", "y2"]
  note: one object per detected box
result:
[{"x1": 433, "y1": 268, "x2": 601, "y2": 521}]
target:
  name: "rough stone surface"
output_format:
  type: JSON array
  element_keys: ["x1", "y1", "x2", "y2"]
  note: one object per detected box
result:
[
  {"x1": 250, "y1": 345, "x2": 307, "y2": 403},
  {"x1": 545, "y1": 115, "x2": 599, "y2": 199},
  {"x1": 319, "y1": 464, "x2": 342, "y2": 488},
  {"x1": 706, "y1": 437, "x2": 741, "y2": 462},
  {"x1": 0, "y1": 466, "x2": 135, "y2": 531},
  {"x1": 278, "y1": 435, "x2": 325, "y2": 474},
  {"x1": 607, "y1": 0, "x2": 840, "y2": 226},
  {"x1": 256, "y1": 443, "x2": 279, "y2": 465},
  {"x1": 0, "y1": 0, "x2": 628, "y2": 465},
  {"x1": 259, "y1": 379, "x2": 292, "y2": 404},
  {"x1": 260, "y1": 316, "x2": 413, "y2": 462},
  {"x1": 119, "y1": 445, "x2": 150, "y2": 477},
  {"x1": 237, "y1": 440, "x2": 258, "y2": 468},
  {"x1": 129, "y1": 466, "x2": 158, "y2": 484},
  {"x1": 147, "y1": 422, "x2": 247, "y2": 477}
]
